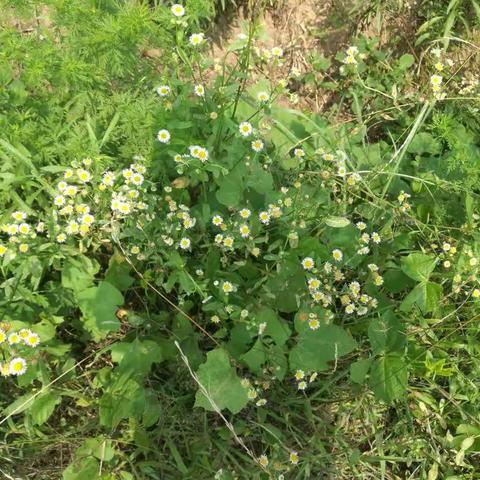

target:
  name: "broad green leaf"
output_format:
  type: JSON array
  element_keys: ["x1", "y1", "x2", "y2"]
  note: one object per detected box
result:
[
  {"x1": 289, "y1": 325, "x2": 357, "y2": 372},
  {"x1": 350, "y1": 358, "x2": 372, "y2": 384},
  {"x1": 61, "y1": 256, "x2": 99, "y2": 293},
  {"x1": 400, "y1": 281, "x2": 442, "y2": 314},
  {"x1": 99, "y1": 377, "x2": 145, "y2": 428},
  {"x1": 216, "y1": 163, "x2": 245, "y2": 207},
  {"x1": 77, "y1": 281, "x2": 124, "y2": 339},
  {"x1": 368, "y1": 310, "x2": 405, "y2": 355},
  {"x1": 76, "y1": 437, "x2": 116, "y2": 461},
  {"x1": 267, "y1": 344, "x2": 289, "y2": 381},
  {"x1": 63, "y1": 457, "x2": 99, "y2": 480},
  {"x1": 246, "y1": 163, "x2": 273, "y2": 195},
  {"x1": 383, "y1": 269, "x2": 415, "y2": 294},
  {"x1": 407, "y1": 132, "x2": 441, "y2": 155},
  {"x1": 227, "y1": 324, "x2": 254, "y2": 359},
  {"x1": 397, "y1": 54, "x2": 415, "y2": 70},
  {"x1": 30, "y1": 392, "x2": 62, "y2": 426},
  {"x1": 369, "y1": 354, "x2": 408, "y2": 402},
  {"x1": 241, "y1": 339, "x2": 266, "y2": 373},
  {"x1": 195, "y1": 349, "x2": 249, "y2": 414},
  {"x1": 401, "y1": 253, "x2": 437, "y2": 282},
  {"x1": 142, "y1": 389, "x2": 161, "y2": 428},
  {"x1": 3, "y1": 393, "x2": 36, "y2": 416},
  {"x1": 258, "y1": 308, "x2": 291, "y2": 346},
  {"x1": 110, "y1": 338, "x2": 163, "y2": 377},
  {"x1": 104, "y1": 253, "x2": 134, "y2": 291}
]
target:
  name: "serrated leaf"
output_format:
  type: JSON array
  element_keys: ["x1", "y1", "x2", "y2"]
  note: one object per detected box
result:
[
  {"x1": 110, "y1": 338, "x2": 163, "y2": 377},
  {"x1": 195, "y1": 349, "x2": 249, "y2": 414},
  {"x1": 246, "y1": 163, "x2": 273, "y2": 194},
  {"x1": 104, "y1": 253, "x2": 134, "y2": 291}
]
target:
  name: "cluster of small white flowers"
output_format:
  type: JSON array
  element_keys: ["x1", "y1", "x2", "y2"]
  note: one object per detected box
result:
[
  {"x1": 257, "y1": 46, "x2": 284, "y2": 62},
  {"x1": 294, "y1": 368, "x2": 317, "y2": 392},
  {"x1": 158, "y1": 192, "x2": 197, "y2": 252},
  {"x1": 0, "y1": 327, "x2": 41, "y2": 378},
  {"x1": 179, "y1": 145, "x2": 209, "y2": 163},
  {"x1": 49, "y1": 159, "x2": 149, "y2": 245},
  {"x1": 300, "y1": 250, "x2": 380, "y2": 315},
  {"x1": 397, "y1": 190, "x2": 411, "y2": 213},
  {"x1": 0, "y1": 209, "x2": 38, "y2": 255},
  {"x1": 343, "y1": 45, "x2": 359, "y2": 65},
  {"x1": 209, "y1": 204, "x2": 282, "y2": 254}
]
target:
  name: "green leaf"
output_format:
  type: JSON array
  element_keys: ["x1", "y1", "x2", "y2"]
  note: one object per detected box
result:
[
  {"x1": 350, "y1": 358, "x2": 372, "y2": 384},
  {"x1": 407, "y1": 132, "x2": 441, "y2": 155},
  {"x1": 397, "y1": 54, "x2": 415, "y2": 70},
  {"x1": 325, "y1": 216, "x2": 350, "y2": 228},
  {"x1": 258, "y1": 308, "x2": 291, "y2": 346},
  {"x1": 63, "y1": 457, "x2": 99, "y2": 480},
  {"x1": 383, "y1": 269, "x2": 415, "y2": 294},
  {"x1": 195, "y1": 349, "x2": 249, "y2": 414},
  {"x1": 400, "y1": 281, "x2": 442, "y2": 314},
  {"x1": 246, "y1": 163, "x2": 274, "y2": 195},
  {"x1": 369, "y1": 354, "x2": 408, "y2": 402},
  {"x1": 289, "y1": 325, "x2": 357, "y2": 372},
  {"x1": 30, "y1": 392, "x2": 62, "y2": 426},
  {"x1": 61, "y1": 256, "x2": 99, "y2": 293},
  {"x1": 401, "y1": 253, "x2": 437, "y2": 282},
  {"x1": 368, "y1": 310, "x2": 405, "y2": 355},
  {"x1": 104, "y1": 253, "x2": 134, "y2": 291},
  {"x1": 99, "y1": 377, "x2": 145, "y2": 428},
  {"x1": 76, "y1": 437, "x2": 116, "y2": 461},
  {"x1": 3, "y1": 393, "x2": 36, "y2": 417},
  {"x1": 241, "y1": 339, "x2": 266, "y2": 373},
  {"x1": 110, "y1": 338, "x2": 163, "y2": 377},
  {"x1": 216, "y1": 163, "x2": 245, "y2": 207},
  {"x1": 77, "y1": 281, "x2": 124, "y2": 339}
]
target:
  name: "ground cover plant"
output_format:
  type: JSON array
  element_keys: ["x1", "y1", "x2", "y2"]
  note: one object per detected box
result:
[{"x1": 0, "y1": 0, "x2": 480, "y2": 479}]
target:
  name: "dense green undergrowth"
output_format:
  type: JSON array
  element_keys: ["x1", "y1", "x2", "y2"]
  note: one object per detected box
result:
[{"x1": 0, "y1": 1, "x2": 480, "y2": 479}]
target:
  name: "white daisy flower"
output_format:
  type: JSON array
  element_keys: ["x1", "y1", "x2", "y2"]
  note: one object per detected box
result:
[
  {"x1": 251, "y1": 139, "x2": 264, "y2": 152},
  {"x1": 194, "y1": 84, "x2": 205, "y2": 97},
  {"x1": 157, "y1": 129, "x2": 171, "y2": 143},
  {"x1": 171, "y1": 4, "x2": 185, "y2": 17},
  {"x1": 271, "y1": 46, "x2": 283, "y2": 57},
  {"x1": 9, "y1": 357, "x2": 27, "y2": 376},
  {"x1": 189, "y1": 33, "x2": 205, "y2": 46},
  {"x1": 332, "y1": 249, "x2": 343, "y2": 262},
  {"x1": 239, "y1": 121, "x2": 253, "y2": 137},
  {"x1": 156, "y1": 85, "x2": 171, "y2": 97},
  {"x1": 179, "y1": 237, "x2": 191, "y2": 250},
  {"x1": 257, "y1": 91, "x2": 269, "y2": 102},
  {"x1": 301, "y1": 257, "x2": 315, "y2": 270}
]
